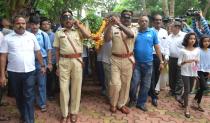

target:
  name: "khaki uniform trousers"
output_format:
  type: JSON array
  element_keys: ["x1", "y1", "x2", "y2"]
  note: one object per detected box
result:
[
  {"x1": 109, "y1": 56, "x2": 133, "y2": 108},
  {"x1": 59, "y1": 57, "x2": 82, "y2": 117}
]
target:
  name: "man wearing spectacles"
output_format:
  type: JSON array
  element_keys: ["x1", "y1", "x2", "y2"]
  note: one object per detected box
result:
[
  {"x1": 53, "y1": 10, "x2": 91, "y2": 123},
  {"x1": 104, "y1": 10, "x2": 137, "y2": 114}
]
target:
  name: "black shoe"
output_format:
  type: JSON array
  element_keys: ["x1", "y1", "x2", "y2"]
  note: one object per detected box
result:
[
  {"x1": 152, "y1": 99, "x2": 158, "y2": 107},
  {"x1": 197, "y1": 106, "x2": 205, "y2": 112},
  {"x1": 155, "y1": 91, "x2": 159, "y2": 95},
  {"x1": 128, "y1": 101, "x2": 136, "y2": 108},
  {"x1": 136, "y1": 105, "x2": 148, "y2": 112},
  {"x1": 0, "y1": 102, "x2": 9, "y2": 106},
  {"x1": 184, "y1": 112, "x2": 190, "y2": 118},
  {"x1": 48, "y1": 96, "x2": 55, "y2": 101},
  {"x1": 41, "y1": 106, "x2": 47, "y2": 112}
]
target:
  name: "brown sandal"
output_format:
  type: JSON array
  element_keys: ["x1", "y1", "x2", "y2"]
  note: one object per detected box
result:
[{"x1": 70, "y1": 114, "x2": 77, "y2": 123}]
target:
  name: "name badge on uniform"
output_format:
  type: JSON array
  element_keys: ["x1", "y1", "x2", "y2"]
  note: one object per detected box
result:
[
  {"x1": 60, "y1": 36, "x2": 65, "y2": 39},
  {"x1": 114, "y1": 32, "x2": 119, "y2": 34}
]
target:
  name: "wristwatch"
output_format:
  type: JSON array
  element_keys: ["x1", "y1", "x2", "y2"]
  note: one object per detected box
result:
[{"x1": 160, "y1": 61, "x2": 164, "y2": 64}]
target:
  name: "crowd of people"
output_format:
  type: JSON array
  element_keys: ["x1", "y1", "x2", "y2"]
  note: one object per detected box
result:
[{"x1": 0, "y1": 9, "x2": 209, "y2": 123}]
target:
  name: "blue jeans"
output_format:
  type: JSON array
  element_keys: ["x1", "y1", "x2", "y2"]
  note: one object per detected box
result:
[
  {"x1": 8, "y1": 71, "x2": 36, "y2": 123},
  {"x1": 129, "y1": 62, "x2": 153, "y2": 107},
  {"x1": 35, "y1": 58, "x2": 47, "y2": 108}
]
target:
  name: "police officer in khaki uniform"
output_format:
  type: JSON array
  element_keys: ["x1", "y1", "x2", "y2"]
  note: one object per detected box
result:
[
  {"x1": 104, "y1": 10, "x2": 137, "y2": 114},
  {"x1": 53, "y1": 10, "x2": 91, "y2": 123}
]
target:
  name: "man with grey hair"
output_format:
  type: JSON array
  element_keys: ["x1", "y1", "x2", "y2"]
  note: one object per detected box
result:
[{"x1": 167, "y1": 21, "x2": 186, "y2": 103}]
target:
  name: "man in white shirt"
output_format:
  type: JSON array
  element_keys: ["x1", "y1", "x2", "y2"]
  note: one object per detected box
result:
[
  {"x1": 149, "y1": 14, "x2": 169, "y2": 107},
  {"x1": 0, "y1": 15, "x2": 45, "y2": 123},
  {"x1": 167, "y1": 21, "x2": 186, "y2": 102},
  {"x1": 0, "y1": 31, "x2": 10, "y2": 122}
]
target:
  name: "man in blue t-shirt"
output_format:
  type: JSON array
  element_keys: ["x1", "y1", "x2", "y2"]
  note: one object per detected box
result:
[{"x1": 129, "y1": 15, "x2": 164, "y2": 111}]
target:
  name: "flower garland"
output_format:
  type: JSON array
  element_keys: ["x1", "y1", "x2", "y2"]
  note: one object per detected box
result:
[
  {"x1": 90, "y1": 20, "x2": 107, "y2": 50},
  {"x1": 83, "y1": 19, "x2": 107, "y2": 49}
]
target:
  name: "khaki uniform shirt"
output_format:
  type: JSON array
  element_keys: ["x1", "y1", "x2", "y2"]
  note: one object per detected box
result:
[
  {"x1": 53, "y1": 27, "x2": 83, "y2": 54},
  {"x1": 111, "y1": 25, "x2": 137, "y2": 54}
]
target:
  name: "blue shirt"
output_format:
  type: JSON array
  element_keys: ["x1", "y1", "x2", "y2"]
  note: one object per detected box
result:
[
  {"x1": 34, "y1": 29, "x2": 52, "y2": 58},
  {"x1": 47, "y1": 31, "x2": 56, "y2": 64},
  {"x1": 199, "y1": 48, "x2": 210, "y2": 73},
  {"x1": 134, "y1": 28, "x2": 159, "y2": 62},
  {"x1": 192, "y1": 17, "x2": 210, "y2": 38}
]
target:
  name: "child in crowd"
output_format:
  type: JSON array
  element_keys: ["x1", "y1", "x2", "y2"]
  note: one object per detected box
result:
[
  {"x1": 192, "y1": 35, "x2": 210, "y2": 112},
  {"x1": 178, "y1": 32, "x2": 199, "y2": 118}
]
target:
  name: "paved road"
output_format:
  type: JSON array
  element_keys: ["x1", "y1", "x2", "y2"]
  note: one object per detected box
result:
[{"x1": 0, "y1": 80, "x2": 210, "y2": 123}]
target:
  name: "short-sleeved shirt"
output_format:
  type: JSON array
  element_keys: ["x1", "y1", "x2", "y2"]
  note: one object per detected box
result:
[
  {"x1": 0, "y1": 32, "x2": 3, "y2": 46},
  {"x1": 0, "y1": 31, "x2": 41, "y2": 73},
  {"x1": 178, "y1": 48, "x2": 200, "y2": 76},
  {"x1": 33, "y1": 29, "x2": 52, "y2": 58},
  {"x1": 111, "y1": 25, "x2": 137, "y2": 54},
  {"x1": 167, "y1": 31, "x2": 186, "y2": 58},
  {"x1": 53, "y1": 27, "x2": 83, "y2": 54},
  {"x1": 134, "y1": 28, "x2": 159, "y2": 63},
  {"x1": 198, "y1": 48, "x2": 210, "y2": 73},
  {"x1": 152, "y1": 27, "x2": 169, "y2": 56}
]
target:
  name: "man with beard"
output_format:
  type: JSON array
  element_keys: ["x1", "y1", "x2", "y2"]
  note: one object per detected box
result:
[
  {"x1": 0, "y1": 15, "x2": 45, "y2": 123},
  {"x1": 104, "y1": 10, "x2": 136, "y2": 114},
  {"x1": 53, "y1": 10, "x2": 91, "y2": 123}
]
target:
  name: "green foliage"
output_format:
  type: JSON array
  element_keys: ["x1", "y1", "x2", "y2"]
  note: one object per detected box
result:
[
  {"x1": 0, "y1": 1, "x2": 8, "y2": 17},
  {"x1": 113, "y1": 0, "x2": 139, "y2": 12},
  {"x1": 113, "y1": 0, "x2": 162, "y2": 15},
  {"x1": 36, "y1": 0, "x2": 94, "y2": 22},
  {"x1": 82, "y1": 13, "x2": 103, "y2": 33}
]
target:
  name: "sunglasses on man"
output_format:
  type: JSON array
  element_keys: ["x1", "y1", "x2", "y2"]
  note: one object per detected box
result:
[
  {"x1": 121, "y1": 14, "x2": 132, "y2": 20},
  {"x1": 61, "y1": 15, "x2": 73, "y2": 21}
]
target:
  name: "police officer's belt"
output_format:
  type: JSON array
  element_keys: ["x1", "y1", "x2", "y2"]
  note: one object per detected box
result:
[
  {"x1": 112, "y1": 52, "x2": 133, "y2": 58},
  {"x1": 60, "y1": 53, "x2": 81, "y2": 58}
]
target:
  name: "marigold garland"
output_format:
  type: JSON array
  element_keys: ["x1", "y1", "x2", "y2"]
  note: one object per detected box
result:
[{"x1": 90, "y1": 20, "x2": 107, "y2": 50}]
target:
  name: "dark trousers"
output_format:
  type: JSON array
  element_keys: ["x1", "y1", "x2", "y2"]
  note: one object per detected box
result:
[
  {"x1": 46, "y1": 64, "x2": 59, "y2": 98},
  {"x1": 182, "y1": 76, "x2": 195, "y2": 107},
  {"x1": 169, "y1": 57, "x2": 183, "y2": 96},
  {"x1": 8, "y1": 71, "x2": 36, "y2": 123},
  {"x1": 7, "y1": 77, "x2": 14, "y2": 97},
  {"x1": 83, "y1": 57, "x2": 89, "y2": 77},
  {"x1": 194, "y1": 71, "x2": 208, "y2": 104},
  {"x1": 149, "y1": 55, "x2": 160, "y2": 100},
  {"x1": 0, "y1": 87, "x2": 5, "y2": 104},
  {"x1": 96, "y1": 61, "x2": 105, "y2": 91}
]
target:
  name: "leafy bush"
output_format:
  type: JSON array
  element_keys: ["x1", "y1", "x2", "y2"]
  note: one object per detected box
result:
[{"x1": 82, "y1": 13, "x2": 103, "y2": 33}]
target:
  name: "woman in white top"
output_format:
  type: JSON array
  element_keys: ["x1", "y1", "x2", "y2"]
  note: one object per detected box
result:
[
  {"x1": 178, "y1": 32, "x2": 199, "y2": 118},
  {"x1": 192, "y1": 35, "x2": 210, "y2": 112}
]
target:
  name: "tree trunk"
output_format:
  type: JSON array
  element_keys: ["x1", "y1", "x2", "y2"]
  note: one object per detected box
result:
[
  {"x1": 141, "y1": 0, "x2": 147, "y2": 14},
  {"x1": 7, "y1": 0, "x2": 36, "y2": 17},
  {"x1": 162, "y1": 0, "x2": 169, "y2": 16},
  {"x1": 169, "y1": 0, "x2": 175, "y2": 17},
  {"x1": 203, "y1": 0, "x2": 210, "y2": 17}
]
